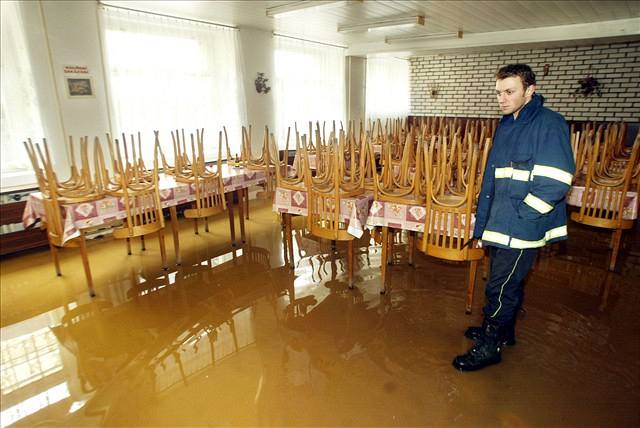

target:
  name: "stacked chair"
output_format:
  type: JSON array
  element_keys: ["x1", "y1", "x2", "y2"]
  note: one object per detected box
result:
[
  {"x1": 570, "y1": 123, "x2": 640, "y2": 271},
  {"x1": 24, "y1": 136, "x2": 105, "y2": 296}
]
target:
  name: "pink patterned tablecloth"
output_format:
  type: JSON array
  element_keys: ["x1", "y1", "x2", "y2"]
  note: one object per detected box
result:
[
  {"x1": 273, "y1": 188, "x2": 373, "y2": 238},
  {"x1": 22, "y1": 166, "x2": 266, "y2": 245},
  {"x1": 366, "y1": 200, "x2": 476, "y2": 239},
  {"x1": 566, "y1": 186, "x2": 638, "y2": 220}
]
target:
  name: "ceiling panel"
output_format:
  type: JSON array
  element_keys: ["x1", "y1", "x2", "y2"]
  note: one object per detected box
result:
[{"x1": 100, "y1": 1, "x2": 640, "y2": 55}]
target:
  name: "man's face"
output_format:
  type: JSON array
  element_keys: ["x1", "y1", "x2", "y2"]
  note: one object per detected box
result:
[{"x1": 495, "y1": 76, "x2": 535, "y2": 118}]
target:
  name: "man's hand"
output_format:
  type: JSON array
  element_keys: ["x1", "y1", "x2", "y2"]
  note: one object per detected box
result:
[{"x1": 461, "y1": 238, "x2": 480, "y2": 250}]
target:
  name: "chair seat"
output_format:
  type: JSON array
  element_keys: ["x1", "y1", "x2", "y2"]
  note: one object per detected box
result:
[
  {"x1": 112, "y1": 221, "x2": 163, "y2": 239},
  {"x1": 424, "y1": 244, "x2": 484, "y2": 262},
  {"x1": 184, "y1": 205, "x2": 225, "y2": 219},
  {"x1": 570, "y1": 211, "x2": 634, "y2": 230}
]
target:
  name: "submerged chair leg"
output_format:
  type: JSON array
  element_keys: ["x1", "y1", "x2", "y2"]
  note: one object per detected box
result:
[
  {"x1": 169, "y1": 206, "x2": 182, "y2": 266},
  {"x1": 380, "y1": 226, "x2": 389, "y2": 294},
  {"x1": 158, "y1": 230, "x2": 168, "y2": 271},
  {"x1": 466, "y1": 259, "x2": 479, "y2": 314},
  {"x1": 348, "y1": 240, "x2": 354, "y2": 289},
  {"x1": 609, "y1": 228, "x2": 623, "y2": 271},
  {"x1": 194, "y1": 218, "x2": 199, "y2": 235},
  {"x1": 77, "y1": 234, "x2": 95, "y2": 297},
  {"x1": 204, "y1": 217, "x2": 209, "y2": 233},
  {"x1": 408, "y1": 231, "x2": 415, "y2": 266},
  {"x1": 141, "y1": 235, "x2": 146, "y2": 251},
  {"x1": 126, "y1": 237, "x2": 132, "y2": 255},
  {"x1": 49, "y1": 241, "x2": 62, "y2": 276}
]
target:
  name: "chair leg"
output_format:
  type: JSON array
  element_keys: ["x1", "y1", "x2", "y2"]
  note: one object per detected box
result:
[
  {"x1": 609, "y1": 228, "x2": 623, "y2": 271},
  {"x1": 466, "y1": 259, "x2": 479, "y2": 314},
  {"x1": 78, "y1": 234, "x2": 95, "y2": 297},
  {"x1": 408, "y1": 231, "x2": 415, "y2": 266},
  {"x1": 126, "y1": 237, "x2": 132, "y2": 255},
  {"x1": 286, "y1": 214, "x2": 294, "y2": 268},
  {"x1": 238, "y1": 190, "x2": 246, "y2": 243},
  {"x1": 380, "y1": 226, "x2": 389, "y2": 294},
  {"x1": 194, "y1": 218, "x2": 199, "y2": 235},
  {"x1": 169, "y1": 206, "x2": 182, "y2": 266},
  {"x1": 244, "y1": 188, "x2": 250, "y2": 220},
  {"x1": 49, "y1": 241, "x2": 62, "y2": 276},
  {"x1": 141, "y1": 235, "x2": 146, "y2": 251},
  {"x1": 204, "y1": 217, "x2": 209, "y2": 233},
  {"x1": 482, "y1": 252, "x2": 489, "y2": 280},
  {"x1": 280, "y1": 215, "x2": 289, "y2": 266},
  {"x1": 226, "y1": 192, "x2": 236, "y2": 246},
  {"x1": 158, "y1": 230, "x2": 168, "y2": 271},
  {"x1": 348, "y1": 240, "x2": 354, "y2": 289}
]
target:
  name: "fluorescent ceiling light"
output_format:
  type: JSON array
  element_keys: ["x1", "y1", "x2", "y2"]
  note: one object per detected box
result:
[
  {"x1": 385, "y1": 30, "x2": 463, "y2": 44},
  {"x1": 266, "y1": 1, "x2": 342, "y2": 18},
  {"x1": 339, "y1": 16, "x2": 425, "y2": 33}
]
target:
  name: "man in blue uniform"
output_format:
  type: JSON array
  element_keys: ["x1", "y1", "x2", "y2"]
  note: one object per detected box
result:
[{"x1": 453, "y1": 64, "x2": 576, "y2": 372}]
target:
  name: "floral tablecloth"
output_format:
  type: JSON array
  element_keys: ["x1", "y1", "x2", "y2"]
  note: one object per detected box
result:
[
  {"x1": 273, "y1": 188, "x2": 373, "y2": 238},
  {"x1": 22, "y1": 166, "x2": 266, "y2": 245},
  {"x1": 566, "y1": 186, "x2": 638, "y2": 220}
]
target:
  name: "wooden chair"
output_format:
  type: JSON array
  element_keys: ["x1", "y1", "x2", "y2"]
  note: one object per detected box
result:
[
  {"x1": 181, "y1": 130, "x2": 227, "y2": 234},
  {"x1": 108, "y1": 140, "x2": 169, "y2": 270},
  {"x1": 23, "y1": 139, "x2": 100, "y2": 296},
  {"x1": 305, "y1": 131, "x2": 363, "y2": 288},
  {"x1": 417, "y1": 136, "x2": 485, "y2": 313},
  {"x1": 570, "y1": 134, "x2": 640, "y2": 271},
  {"x1": 372, "y1": 131, "x2": 425, "y2": 290}
]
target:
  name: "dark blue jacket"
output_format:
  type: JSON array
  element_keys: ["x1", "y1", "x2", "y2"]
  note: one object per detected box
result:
[{"x1": 473, "y1": 94, "x2": 576, "y2": 249}]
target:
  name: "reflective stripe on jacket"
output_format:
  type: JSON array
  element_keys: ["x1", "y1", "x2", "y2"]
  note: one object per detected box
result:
[{"x1": 473, "y1": 94, "x2": 576, "y2": 249}]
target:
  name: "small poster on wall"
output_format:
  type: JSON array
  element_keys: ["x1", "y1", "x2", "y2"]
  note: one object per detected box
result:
[
  {"x1": 66, "y1": 77, "x2": 94, "y2": 97},
  {"x1": 63, "y1": 64, "x2": 94, "y2": 98}
]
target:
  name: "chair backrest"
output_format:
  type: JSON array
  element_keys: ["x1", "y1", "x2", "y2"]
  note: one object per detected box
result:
[
  {"x1": 574, "y1": 134, "x2": 640, "y2": 228},
  {"x1": 188, "y1": 130, "x2": 227, "y2": 217},
  {"x1": 273, "y1": 128, "x2": 306, "y2": 191},
  {"x1": 419, "y1": 136, "x2": 483, "y2": 261},
  {"x1": 113, "y1": 140, "x2": 164, "y2": 235},
  {"x1": 305, "y1": 131, "x2": 357, "y2": 241}
]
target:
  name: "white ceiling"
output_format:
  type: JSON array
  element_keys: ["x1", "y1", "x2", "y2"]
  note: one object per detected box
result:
[{"x1": 101, "y1": 1, "x2": 640, "y2": 56}]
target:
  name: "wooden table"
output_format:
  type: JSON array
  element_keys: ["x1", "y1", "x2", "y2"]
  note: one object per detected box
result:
[
  {"x1": 273, "y1": 187, "x2": 374, "y2": 267},
  {"x1": 23, "y1": 166, "x2": 266, "y2": 265}
]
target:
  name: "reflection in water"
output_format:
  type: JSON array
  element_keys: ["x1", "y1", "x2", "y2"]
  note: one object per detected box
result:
[
  {"x1": 0, "y1": 382, "x2": 69, "y2": 428},
  {"x1": 0, "y1": 201, "x2": 638, "y2": 426}
]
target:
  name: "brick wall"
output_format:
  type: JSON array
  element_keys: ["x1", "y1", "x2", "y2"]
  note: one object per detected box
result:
[{"x1": 410, "y1": 41, "x2": 640, "y2": 122}]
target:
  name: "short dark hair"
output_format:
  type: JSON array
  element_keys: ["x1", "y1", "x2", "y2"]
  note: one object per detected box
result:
[{"x1": 496, "y1": 64, "x2": 536, "y2": 87}]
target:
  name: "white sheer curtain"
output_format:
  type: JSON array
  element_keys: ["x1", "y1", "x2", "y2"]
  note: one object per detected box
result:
[
  {"x1": 0, "y1": 1, "x2": 44, "y2": 186},
  {"x1": 274, "y1": 36, "x2": 345, "y2": 148},
  {"x1": 100, "y1": 6, "x2": 247, "y2": 162},
  {"x1": 366, "y1": 57, "x2": 410, "y2": 122}
]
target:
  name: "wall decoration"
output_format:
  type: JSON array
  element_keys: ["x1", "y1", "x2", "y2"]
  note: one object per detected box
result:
[
  {"x1": 574, "y1": 75, "x2": 603, "y2": 97},
  {"x1": 254, "y1": 72, "x2": 271, "y2": 94},
  {"x1": 66, "y1": 77, "x2": 94, "y2": 97},
  {"x1": 63, "y1": 65, "x2": 89, "y2": 75}
]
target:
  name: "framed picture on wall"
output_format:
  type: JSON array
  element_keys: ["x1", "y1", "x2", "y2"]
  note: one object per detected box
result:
[{"x1": 66, "y1": 77, "x2": 94, "y2": 97}]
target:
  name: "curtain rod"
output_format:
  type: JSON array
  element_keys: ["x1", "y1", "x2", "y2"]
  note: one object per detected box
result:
[
  {"x1": 98, "y1": 2, "x2": 238, "y2": 30},
  {"x1": 273, "y1": 32, "x2": 347, "y2": 49}
]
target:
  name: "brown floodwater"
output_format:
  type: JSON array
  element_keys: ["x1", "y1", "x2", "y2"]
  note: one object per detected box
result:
[{"x1": 1, "y1": 199, "x2": 638, "y2": 427}]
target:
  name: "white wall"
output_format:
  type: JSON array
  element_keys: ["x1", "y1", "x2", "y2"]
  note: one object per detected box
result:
[
  {"x1": 238, "y1": 26, "x2": 275, "y2": 156},
  {"x1": 346, "y1": 56, "x2": 366, "y2": 125},
  {"x1": 39, "y1": 0, "x2": 111, "y2": 153}
]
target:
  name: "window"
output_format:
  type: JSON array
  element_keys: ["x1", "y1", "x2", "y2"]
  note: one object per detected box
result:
[
  {"x1": 366, "y1": 57, "x2": 410, "y2": 122},
  {"x1": 274, "y1": 36, "x2": 345, "y2": 148},
  {"x1": 0, "y1": 1, "x2": 45, "y2": 189},
  {"x1": 100, "y1": 6, "x2": 247, "y2": 163}
]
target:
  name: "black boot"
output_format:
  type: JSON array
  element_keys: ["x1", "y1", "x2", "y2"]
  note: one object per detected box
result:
[
  {"x1": 464, "y1": 319, "x2": 516, "y2": 345},
  {"x1": 453, "y1": 319, "x2": 503, "y2": 372}
]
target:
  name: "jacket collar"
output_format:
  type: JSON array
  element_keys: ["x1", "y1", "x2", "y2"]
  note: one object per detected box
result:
[{"x1": 501, "y1": 93, "x2": 544, "y2": 124}]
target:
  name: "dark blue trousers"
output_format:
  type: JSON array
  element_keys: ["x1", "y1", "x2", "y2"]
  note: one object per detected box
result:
[{"x1": 483, "y1": 246, "x2": 538, "y2": 325}]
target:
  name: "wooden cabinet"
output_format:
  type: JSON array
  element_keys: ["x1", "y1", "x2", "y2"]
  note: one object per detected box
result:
[{"x1": 0, "y1": 201, "x2": 48, "y2": 256}]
